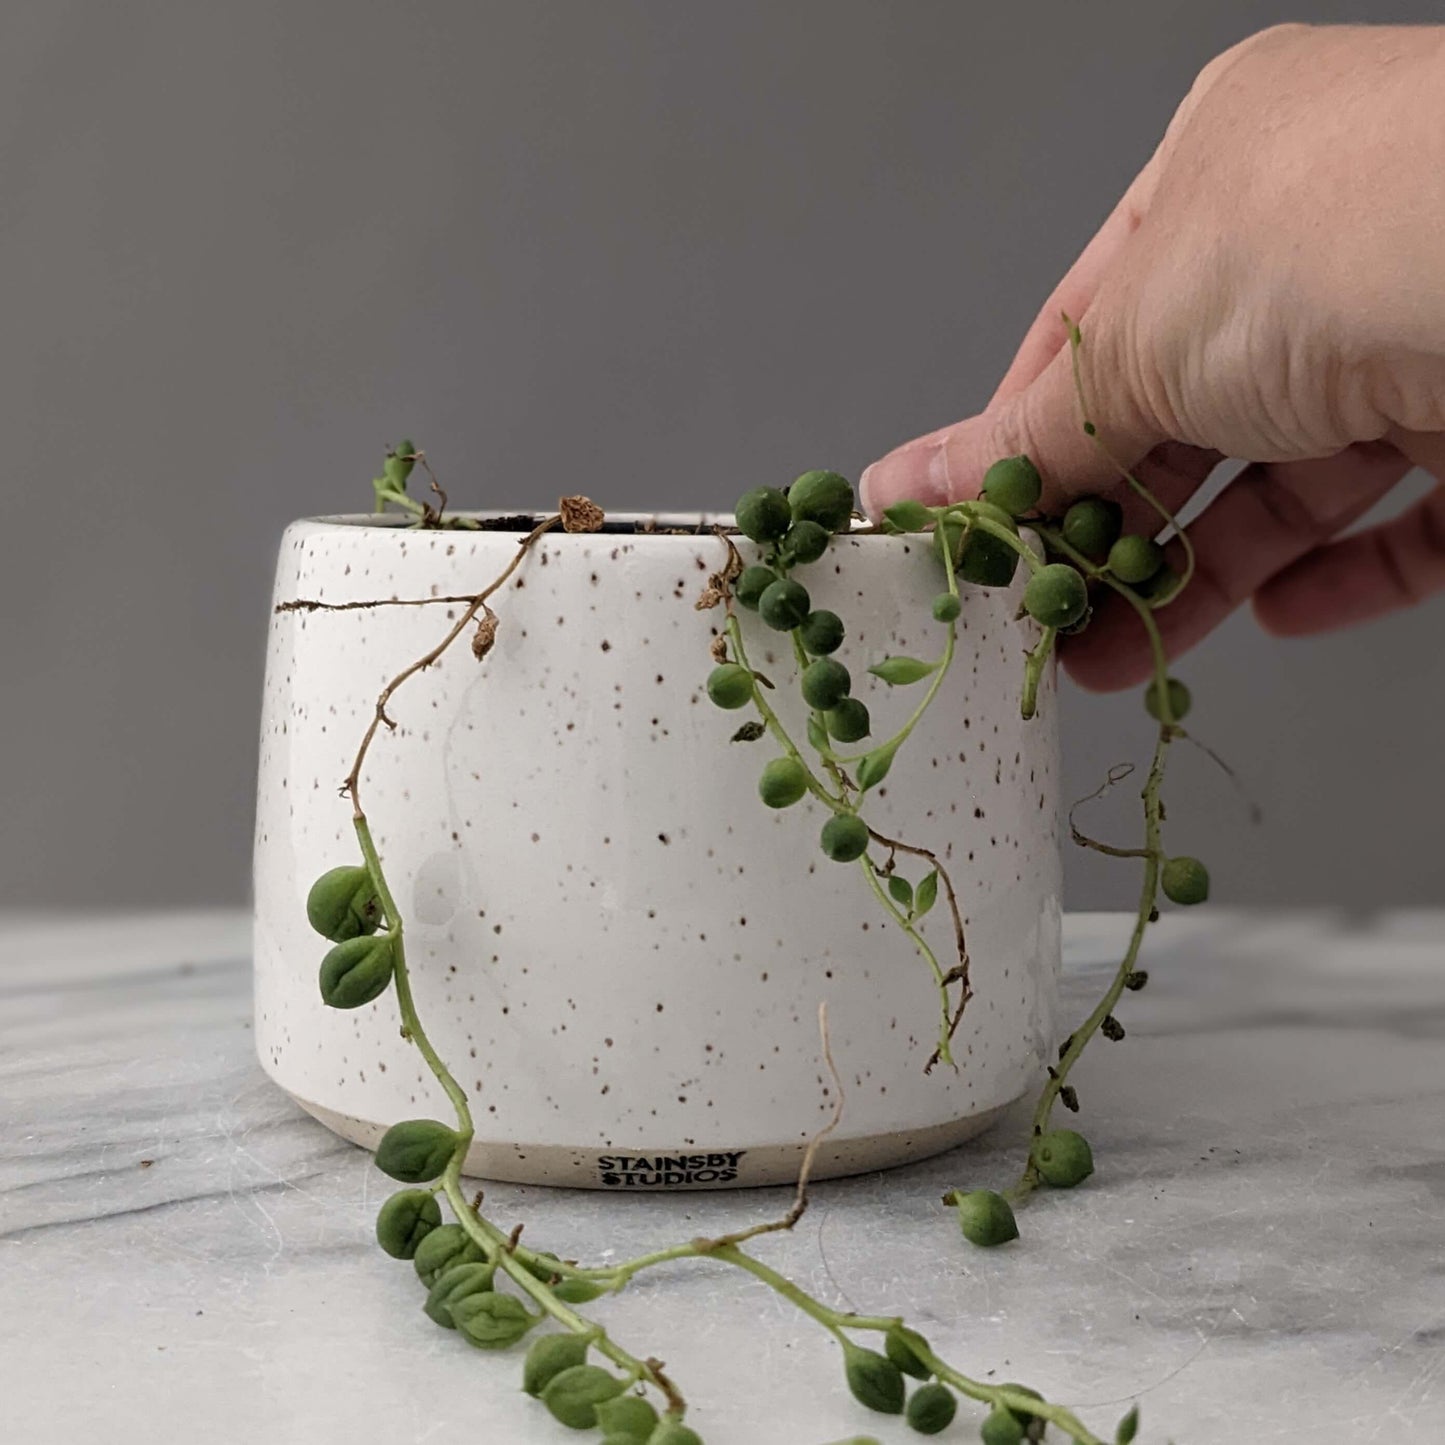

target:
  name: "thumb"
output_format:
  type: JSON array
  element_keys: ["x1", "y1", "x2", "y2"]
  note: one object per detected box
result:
[{"x1": 859, "y1": 319, "x2": 1163, "y2": 518}]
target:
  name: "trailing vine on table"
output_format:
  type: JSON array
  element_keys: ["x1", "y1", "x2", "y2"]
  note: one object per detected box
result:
[{"x1": 281, "y1": 323, "x2": 1211, "y2": 1443}]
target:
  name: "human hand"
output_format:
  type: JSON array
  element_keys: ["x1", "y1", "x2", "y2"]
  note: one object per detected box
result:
[{"x1": 859, "y1": 23, "x2": 1445, "y2": 689}]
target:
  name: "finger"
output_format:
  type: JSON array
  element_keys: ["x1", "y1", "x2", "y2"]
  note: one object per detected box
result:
[
  {"x1": 1112, "y1": 441, "x2": 1222, "y2": 537},
  {"x1": 990, "y1": 181, "x2": 1153, "y2": 407},
  {"x1": 1064, "y1": 442, "x2": 1414, "y2": 690},
  {"x1": 859, "y1": 313, "x2": 1164, "y2": 518},
  {"x1": 1253, "y1": 432, "x2": 1445, "y2": 635}
]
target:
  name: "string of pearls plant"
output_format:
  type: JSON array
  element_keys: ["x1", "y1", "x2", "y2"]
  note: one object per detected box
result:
[{"x1": 286, "y1": 324, "x2": 1207, "y2": 1444}]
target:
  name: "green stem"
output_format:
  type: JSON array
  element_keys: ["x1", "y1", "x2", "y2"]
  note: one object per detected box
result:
[
  {"x1": 1021, "y1": 626, "x2": 1058, "y2": 720},
  {"x1": 708, "y1": 1245, "x2": 896, "y2": 1340},
  {"x1": 378, "y1": 488, "x2": 427, "y2": 519},
  {"x1": 938, "y1": 505, "x2": 1047, "y2": 574},
  {"x1": 359, "y1": 809, "x2": 677, "y2": 1405},
  {"x1": 919, "y1": 1352, "x2": 1107, "y2": 1445},
  {"x1": 1063, "y1": 313, "x2": 1196, "y2": 600},
  {"x1": 712, "y1": 1247, "x2": 1107, "y2": 1445},
  {"x1": 834, "y1": 519, "x2": 961, "y2": 769},
  {"x1": 789, "y1": 626, "x2": 850, "y2": 789},
  {"x1": 726, "y1": 612, "x2": 845, "y2": 810},
  {"x1": 339, "y1": 510, "x2": 1127, "y2": 1445},
  {"x1": 354, "y1": 814, "x2": 473, "y2": 1134},
  {"x1": 860, "y1": 856, "x2": 955, "y2": 1068},
  {"x1": 1011, "y1": 573, "x2": 1175, "y2": 1197},
  {"x1": 858, "y1": 610, "x2": 957, "y2": 767}
]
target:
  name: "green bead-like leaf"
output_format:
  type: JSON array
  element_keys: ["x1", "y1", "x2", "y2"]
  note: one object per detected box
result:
[
  {"x1": 759, "y1": 757, "x2": 809, "y2": 810},
  {"x1": 801, "y1": 657, "x2": 852, "y2": 711},
  {"x1": 856, "y1": 738, "x2": 901, "y2": 792},
  {"x1": 412, "y1": 1222, "x2": 484, "y2": 1285},
  {"x1": 826, "y1": 698, "x2": 871, "y2": 744},
  {"x1": 999, "y1": 1384, "x2": 1044, "y2": 1427},
  {"x1": 806, "y1": 715, "x2": 829, "y2": 752},
  {"x1": 734, "y1": 487, "x2": 793, "y2": 543},
  {"x1": 1161, "y1": 855, "x2": 1209, "y2": 905},
  {"x1": 386, "y1": 440, "x2": 416, "y2": 489},
  {"x1": 1137, "y1": 562, "x2": 1183, "y2": 603},
  {"x1": 969, "y1": 500, "x2": 1022, "y2": 533},
  {"x1": 981, "y1": 455, "x2": 1042, "y2": 517},
  {"x1": 1061, "y1": 496, "x2": 1123, "y2": 558},
  {"x1": 883, "y1": 1324, "x2": 932, "y2": 1381},
  {"x1": 1115, "y1": 1405, "x2": 1140, "y2": 1444},
  {"x1": 541, "y1": 1363, "x2": 627, "y2": 1428},
  {"x1": 799, "y1": 609, "x2": 845, "y2": 656},
  {"x1": 375, "y1": 1118, "x2": 460, "y2": 1183},
  {"x1": 451, "y1": 1290, "x2": 539, "y2": 1350},
  {"x1": 412, "y1": 1222, "x2": 484, "y2": 1284},
  {"x1": 319, "y1": 933, "x2": 395, "y2": 1009},
  {"x1": 1144, "y1": 676, "x2": 1192, "y2": 723},
  {"x1": 842, "y1": 1340, "x2": 906, "y2": 1414},
  {"x1": 1023, "y1": 564, "x2": 1089, "y2": 629},
  {"x1": 820, "y1": 813, "x2": 870, "y2": 862},
  {"x1": 306, "y1": 864, "x2": 382, "y2": 941},
  {"x1": 594, "y1": 1393, "x2": 660, "y2": 1440},
  {"x1": 424, "y1": 1261, "x2": 495, "y2": 1327},
  {"x1": 1033, "y1": 1129, "x2": 1094, "y2": 1188},
  {"x1": 950, "y1": 1188, "x2": 1019, "y2": 1247},
  {"x1": 887, "y1": 875, "x2": 913, "y2": 910},
  {"x1": 883, "y1": 499, "x2": 934, "y2": 533},
  {"x1": 552, "y1": 1277, "x2": 607, "y2": 1304},
  {"x1": 980, "y1": 1408, "x2": 1025, "y2": 1445},
  {"x1": 521, "y1": 1249, "x2": 563, "y2": 1282},
  {"x1": 783, "y1": 519, "x2": 831, "y2": 564},
  {"x1": 868, "y1": 655, "x2": 937, "y2": 686},
  {"x1": 905, "y1": 1382, "x2": 957, "y2": 1435},
  {"x1": 1107, "y1": 534, "x2": 1164, "y2": 585},
  {"x1": 648, "y1": 1424, "x2": 704, "y2": 1445},
  {"x1": 735, "y1": 564, "x2": 776, "y2": 610},
  {"x1": 758, "y1": 578, "x2": 811, "y2": 632},
  {"x1": 522, "y1": 1331, "x2": 591, "y2": 1396},
  {"x1": 706, "y1": 664, "x2": 754, "y2": 710},
  {"x1": 931, "y1": 592, "x2": 962, "y2": 623},
  {"x1": 788, "y1": 469, "x2": 855, "y2": 532},
  {"x1": 374, "y1": 1188, "x2": 442, "y2": 1260},
  {"x1": 958, "y1": 528, "x2": 1020, "y2": 588},
  {"x1": 914, "y1": 871, "x2": 938, "y2": 918}
]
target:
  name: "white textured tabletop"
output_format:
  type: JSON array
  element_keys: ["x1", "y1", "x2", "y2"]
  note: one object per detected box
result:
[{"x1": 2, "y1": 910, "x2": 1441, "y2": 1445}]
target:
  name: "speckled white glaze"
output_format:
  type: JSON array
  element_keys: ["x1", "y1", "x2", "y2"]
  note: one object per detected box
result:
[{"x1": 253, "y1": 513, "x2": 1062, "y2": 1189}]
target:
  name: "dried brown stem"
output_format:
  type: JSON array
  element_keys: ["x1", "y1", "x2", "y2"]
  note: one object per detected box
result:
[
  {"x1": 697, "y1": 1002, "x2": 843, "y2": 1250},
  {"x1": 1066, "y1": 762, "x2": 1155, "y2": 860},
  {"x1": 341, "y1": 515, "x2": 559, "y2": 816},
  {"x1": 866, "y1": 826, "x2": 972, "y2": 1012},
  {"x1": 276, "y1": 593, "x2": 485, "y2": 614}
]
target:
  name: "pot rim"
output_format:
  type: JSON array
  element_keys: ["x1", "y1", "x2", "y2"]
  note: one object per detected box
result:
[{"x1": 285, "y1": 511, "x2": 889, "y2": 541}]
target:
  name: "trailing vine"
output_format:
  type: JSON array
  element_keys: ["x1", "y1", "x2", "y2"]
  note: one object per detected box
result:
[{"x1": 280, "y1": 323, "x2": 1211, "y2": 1443}]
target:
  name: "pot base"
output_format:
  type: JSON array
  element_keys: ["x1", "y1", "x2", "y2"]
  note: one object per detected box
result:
[{"x1": 291, "y1": 1090, "x2": 1012, "y2": 1191}]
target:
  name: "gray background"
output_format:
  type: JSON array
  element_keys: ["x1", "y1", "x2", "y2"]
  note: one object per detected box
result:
[{"x1": 2, "y1": 1, "x2": 1440, "y2": 910}]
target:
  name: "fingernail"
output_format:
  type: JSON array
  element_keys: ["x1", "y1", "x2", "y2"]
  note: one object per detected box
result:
[
  {"x1": 860, "y1": 440, "x2": 951, "y2": 520},
  {"x1": 858, "y1": 461, "x2": 882, "y2": 518}
]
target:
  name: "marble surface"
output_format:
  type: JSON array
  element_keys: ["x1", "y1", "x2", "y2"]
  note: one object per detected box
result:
[{"x1": 2, "y1": 910, "x2": 1441, "y2": 1445}]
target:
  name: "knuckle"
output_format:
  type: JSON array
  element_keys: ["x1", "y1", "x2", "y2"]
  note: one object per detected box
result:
[
  {"x1": 1417, "y1": 492, "x2": 1445, "y2": 574},
  {"x1": 1373, "y1": 528, "x2": 1422, "y2": 607},
  {"x1": 1249, "y1": 474, "x2": 1327, "y2": 543},
  {"x1": 1173, "y1": 24, "x2": 1305, "y2": 133},
  {"x1": 1371, "y1": 492, "x2": 1445, "y2": 609}
]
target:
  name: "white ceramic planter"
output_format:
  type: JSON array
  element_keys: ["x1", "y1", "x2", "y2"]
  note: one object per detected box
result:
[{"x1": 254, "y1": 512, "x2": 1062, "y2": 1189}]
